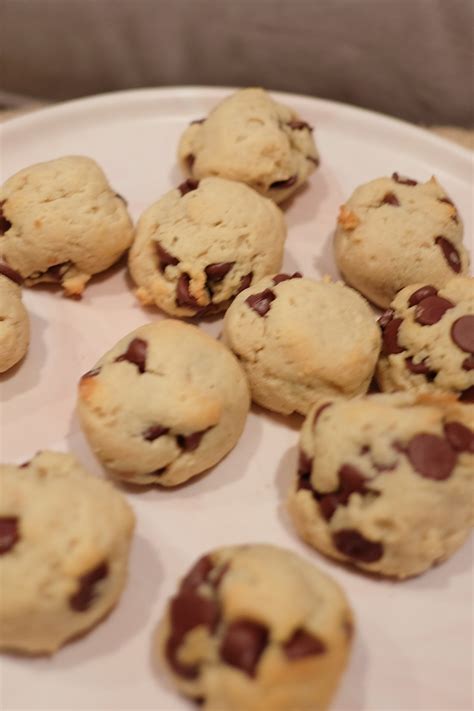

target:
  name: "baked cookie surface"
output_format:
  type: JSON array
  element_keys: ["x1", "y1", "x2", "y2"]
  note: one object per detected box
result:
[
  {"x1": 156, "y1": 544, "x2": 353, "y2": 711},
  {"x1": 0, "y1": 156, "x2": 133, "y2": 296},
  {"x1": 0, "y1": 451, "x2": 135, "y2": 654},
  {"x1": 222, "y1": 275, "x2": 381, "y2": 415},
  {"x1": 377, "y1": 276, "x2": 474, "y2": 403},
  {"x1": 288, "y1": 393, "x2": 473, "y2": 578},
  {"x1": 129, "y1": 177, "x2": 286, "y2": 317},
  {"x1": 334, "y1": 174, "x2": 469, "y2": 308},
  {"x1": 77, "y1": 320, "x2": 250, "y2": 486},
  {"x1": 178, "y1": 88, "x2": 319, "y2": 204},
  {"x1": 0, "y1": 265, "x2": 29, "y2": 372}
]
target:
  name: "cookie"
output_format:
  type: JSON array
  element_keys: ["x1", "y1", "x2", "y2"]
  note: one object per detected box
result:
[
  {"x1": 156, "y1": 544, "x2": 353, "y2": 711},
  {"x1": 377, "y1": 276, "x2": 474, "y2": 403},
  {"x1": 77, "y1": 320, "x2": 250, "y2": 486},
  {"x1": 222, "y1": 274, "x2": 381, "y2": 415},
  {"x1": 0, "y1": 156, "x2": 133, "y2": 297},
  {"x1": 0, "y1": 265, "x2": 29, "y2": 372},
  {"x1": 288, "y1": 392, "x2": 473, "y2": 578},
  {"x1": 0, "y1": 451, "x2": 135, "y2": 654},
  {"x1": 129, "y1": 177, "x2": 286, "y2": 317},
  {"x1": 178, "y1": 88, "x2": 319, "y2": 204},
  {"x1": 334, "y1": 174, "x2": 469, "y2": 308}
]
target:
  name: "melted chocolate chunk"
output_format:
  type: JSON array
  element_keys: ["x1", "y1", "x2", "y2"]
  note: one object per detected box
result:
[
  {"x1": 272, "y1": 272, "x2": 302, "y2": 285},
  {"x1": 270, "y1": 175, "x2": 298, "y2": 190},
  {"x1": 443, "y1": 422, "x2": 474, "y2": 453},
  {"x1": 0, "y1": 263, "x2": 22, "y2": 285},
  {"x1": 178, "y1": 179, "x2": 199, "y2": 196},
  {"x1": 69, "y1": 562, "x2": 108, "y2": 611},
  {"x1": 115, "y1": 338, "x2": 148, "y2": 373},
  {"x1": 155, "y1": 242, "x2": 179, "y2": 272},
  {"x1": 0, "y1": 202, "x2": 12, "y2": 235},
  {"x1": 315, "y1": 464, "x2": 372, "y2": 522},
  {"x1": 381, "y1": 192, "x2": 400, "y2": 206},
  {"x1": 451, "y1": 316, "x2": 474, "y2": 353},
  {"x1": 333, "y1": 529, "x2": 384, "y2": 563},
  {"x1": 205, "y1": 262, "x2": 235, "y2": 282},
  {"x1": 220, "y1": 619, "x2": 268, "y2": 677},
  {"x1": 392, "y1": 173, "x2": 418, "y2": 186},
  {"x1": 287, "y1": 120, "x2": 313, "y2": 131},
  {"x1": 460, "y1": 386, "x2": 474, "y2": 403},
  {"x1": 180, "y1": 555, "x2": 214, "y2": 592},
  {"x1": 0, "y1": 517, "x2": 19, "y2": 555},
  {"x1": 237, "y1": 272, "x2": 253, "y2": 293},
  {"x1": 245, "y1": 288, "x2": 276, "y2": 316},
  {"x1": 177, "y1": 430, "x2": 206, "y2": 452},
  {"x1": 176, "y1": 273, "x2": 200, "y2": 309},
  {"x1": 408, "y1": 285, "x2": 438, "y2": 307},
  {"x1": 406, "y1": 433, "x2": 456, "y2": 480},
  {"x1": 170, "y1": 592, "x2": 220, "y2": 639},
  {"x1": 414, "y1": 295, "x2": 454, "y2": 326},
  {"x1": 378, "y1": 309, "x2": 395, "y2": 329},
  {"x1": 435, "y1": 236, "x2": 461, "y2": 273},
  {"x1": 381, "y1": 318, "x2": 405, "y2": 355},
  {"x1": 405, "y1": 357, "x2": 433, "y2": 376},
  {"x1": 143, "y1": 425, "x2": 169, "y2": 441},
  {"x1": 283, "y1": 629, "x2": 326, "y2": 659},
  {"x1": 462, "y1": 355, "x2": 474, "y2": 371}
]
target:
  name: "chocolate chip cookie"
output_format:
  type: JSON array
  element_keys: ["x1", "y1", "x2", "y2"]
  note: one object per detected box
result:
[
  {"x1": 0, "y1": 156, "x2": 133, "y2": 297},
  {"x1": 334, "y1": 174, "x2": 469, "y2": 308},
  {"x1": 178, "y1": 88, "x2": 320, "y2": 204},
  {"x1": 77, "y1": 320, "x2": 250, "y2": 486},
  {"x1": 0, "y1": 451, "x2": 135, "y2": 654},
  {"x1": 288, "y1": 393, "x2": 473, "y2": 578},
  {"x1": 377, "y1": 276, "x2": 474, "y2": 402},
  {"x1": 222, "y1": 274, "x2": 381, "y2": 415},
  {"x1": 129, "y1": 177, "x2": 286, "y2": 317},
  {"x1": 0, "y1": 265, "x2": 29, "y2": 372},
  {"x1": 156, "y1": 544, "x2": 353, "y2": 711}
]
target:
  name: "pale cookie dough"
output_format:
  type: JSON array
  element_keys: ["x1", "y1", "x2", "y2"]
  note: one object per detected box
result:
[
  {"x1": 77, "y1": 320, "x2": 250, "y2": 486},
  {"x1": 0, "y1": 451, "x2": 135, "y2": 654},
  {"x1": 0, "y1": 156, "x2": 133, "y2": 297},
  {"x1": 288, "y1": 393, "x2": 473, "y2": 578},
  {"x1": 156, "y1": 544, "x2": 353, "y2": 711},
  {"x1": 377, "y1": 276, "x2": 474, "y2": 403},
  {"x1": 0, "y1": 265, "x2": 29, "y2": 372},
  {"x1": 222, "y1": 274, "x2": 381, "y2": 415},
  {"x1": 334, "y1": 174, "x2": 469, "y2": 308},
  {"x1": 178, "y1": 88, "x2": 320, "y2": 204},
  {"x1": 129, "y1": 177, "x2": 286, "y2": 317}
]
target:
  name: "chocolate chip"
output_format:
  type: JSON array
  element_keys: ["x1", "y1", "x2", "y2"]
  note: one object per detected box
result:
[
  {"x1": 378, "y1": 309, "x2": 395, "y2": 329},
  {"x1": 170, "y1": 592, "x2": 220, "y2": 639},
  {"x1": 176, "y1": 273, "x2": 200, "y2": 309},
  {"x1": 270, "y1": 175, "x2": 298, "y2": 190},
  {"x1": 392, "y1": 173, "x2": 417, "y2": 186},
  {"x1": 185, "y1": 154, "x2": 195, "y2": 172},
  {"x1": 415, "y1": 296, "x2": 454, "y2": 326},
  {"x1": 444, "y1": 422, "x2": 474, "y2": 453},
  {"x1": 283, "y1": 629, "x2": 326, "y2": 660},
  {"x1": 178, "y1": 178, "x2": 199, "y2": 196},
  {"x1": 0, "y1": 202, "x2": 12, "y2": 235},
  {"x1": 205, "y1": 262, "x2": 235, "y2": 282},
  {"x1": 272, "y1": 272, "x2": 302, "y2": 285},
  {"x1": 381, "y1": 192, "x2": 400, "y2": 206},
  {"x1": 462, "y1": 355, "x2": 474, "y2": 371},
  {"x1": 237, "y1": 272, "x2": 253, "y2": 293},
  {"x1": 287, "y1": 120, "x2": 313, "y2": 131},
  {"x1": 307, "y1": 156, "x2": 320, "y2": 166},
  {"x1": 155, "y1": 242, "x2": 179, "y2": 272},
  {"x1": 177, "y1": 430, "x2": 206, "y2": 452},
  {"x1": 333, "y1": 529, "x2": 384, "y2": 563},
  {"x1": 81, "y1": 367, "x2": 101, "y2": 379},
  {"x1": 435, "y1": 236, "x2": 462, "y2": 273},
  {"x1": 451, "y1": 316, "x2": 474, "y2": 353},
  {"x1": 0, "y1": 517, "x2": 19, "y2": 555},
  {"x1": 405, "y1": 357, "x2": 432, "y2": 375},
  {"x1": 315, "y1": 464, "x2": 370, "y2": 522},
  {"x1": 191, "y1": 118, "x2": 205, "y2": 125},
  {"x1": 313, "y1": 402, "x2": 331, "y2": 428},
  {"x1": 220, "y1": 620, "x2": 268, "y2": 677},
  {"x1": 115, "y1": 338, "x2": 148, "y2": 373},
  {"x1": 382, "y1": 318, "x2": 405, "y2": 355},
  {"x1": 0, "y1": 262, "x2": 22, "y2": 285},
  {"x1": 180, "y1": 555, "x2": 214, "y2": 592},
  {"x1": 143, "y1": 425, "x2": 169, "y2": 441},
  {"x1": 460, "y1": 386, "x2": 474, "y2": 403},
  {"x1": 406, "y1": 433, "x2": 456, "y2": 480},
  {"x1": 69, "y1": 561, "x2": 108, "y2": 611},
  {"x1": 408, "y1": 285, "x2": 438, "y2": 307},
  {"x1": 245, "y1": 288, "x2": 276, "y2": 316}
]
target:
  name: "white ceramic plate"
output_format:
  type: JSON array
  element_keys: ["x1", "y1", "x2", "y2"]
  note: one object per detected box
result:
[{"x1": 1, "y1": 88, "x2": 473, "y2": 711}]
